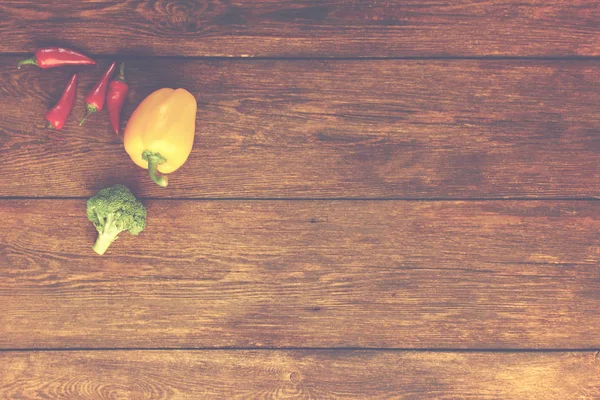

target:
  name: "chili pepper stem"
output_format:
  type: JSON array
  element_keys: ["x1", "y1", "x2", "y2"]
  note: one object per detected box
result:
[
  {"x1": 118, "y1": 62, "x2": 126, "y2": 80},
  {"x1": 79, "y1": 105, "x2": 98, "y2": 126},
  {"x1": 17, "y1": 57, "x2": 37, "y2": 69},
  {"x1": 142, "y1": 150, "x2": 169, "y2": 187}
]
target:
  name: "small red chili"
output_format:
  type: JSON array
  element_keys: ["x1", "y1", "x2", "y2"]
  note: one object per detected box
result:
[
  {"x1": 107, "y1": 62, "x2": 129, "y2": 135},
  {"x1": 45, "y1": 74, "x2": 78, "y2": 130},
  {"x1": 79, "y1": 61, "x2": 117, "y2": 126},
  {"x1": 18, "y1": 47, "x2": 95, "y2": 69}
]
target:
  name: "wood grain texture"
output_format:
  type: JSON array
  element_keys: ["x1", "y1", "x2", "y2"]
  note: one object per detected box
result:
[
  {"x1": 1, "y1": 200, "x2": 598, "y2": 349},
  {"x1": 1, "y1": 0, "x2": 599, "y2": 57},
  {"x1": 1, "y1": 351, "x2": 599, "y2": 399},
  {"x1": 2, "y1": 58, "x2": 600, "y2": 199}
]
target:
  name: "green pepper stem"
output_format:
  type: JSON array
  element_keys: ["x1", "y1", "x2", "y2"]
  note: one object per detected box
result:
[
  {"x1": 79, "y1": 105, "x2": 97, "y2": 126},
  {"x1": 17, "y1": 57, "x2": 38, "y2": 69},
  {"x1": 142, "y1": 150, "x2": 168, "y2": 187}
]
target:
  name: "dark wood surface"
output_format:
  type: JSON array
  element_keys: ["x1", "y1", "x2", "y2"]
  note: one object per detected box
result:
[
  {"x1": 1, "y1": 0, "x2": 599, "y2": 57},
  {"x1": 1, "y1": 200, "x2": 598, "y2": 349},
  {"x1": 1, "y1": 1, "x2": 599, "y2": 398},
  {"x1": 2, "y1": 57, "x2": 599, "y2": 198},
  {"x1": 2, "y1": 351, "x2": 599, "y2": 399}
]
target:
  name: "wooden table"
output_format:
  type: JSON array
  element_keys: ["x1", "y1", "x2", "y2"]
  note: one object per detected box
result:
[{"x1": 1, "y1": 1, "x2": 599, "y2": 398}]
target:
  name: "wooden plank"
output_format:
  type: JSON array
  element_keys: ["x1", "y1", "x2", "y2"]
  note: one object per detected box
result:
[
  {"x1": 1, "y1": 1, "x2": 599, "y2": 57},
  {"x1": 1, "y1": 351, "x2": 599, "y2": 399},
  {"x1": 2, "y1": 58, "x2": 599, "y2": 199},
  {"x1": 1, "y1": 200, "x2": 598, "y2": 349}
]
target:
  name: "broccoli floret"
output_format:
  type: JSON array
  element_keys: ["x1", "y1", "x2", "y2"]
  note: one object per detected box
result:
[{"x1": 86, "y1": 184, "x2": 147, "y2": 255}]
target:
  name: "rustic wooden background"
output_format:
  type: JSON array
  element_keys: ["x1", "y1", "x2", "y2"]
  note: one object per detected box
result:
[{"x1": 1, "y1": 1, "x2": 599, "y2": 398}]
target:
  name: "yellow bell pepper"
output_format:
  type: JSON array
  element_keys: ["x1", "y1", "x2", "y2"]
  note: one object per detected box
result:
[{"x1": 123, "y1": 88, "x2": 197, "y2": 187}]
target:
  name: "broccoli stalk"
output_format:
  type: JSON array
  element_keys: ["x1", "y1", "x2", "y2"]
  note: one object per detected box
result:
[
  {"x1": 92, "y1": 212, "x2": 121, "y2": 255},
  {"x1": 87, "y1": 185, "x2": 147, "y2": 255}
]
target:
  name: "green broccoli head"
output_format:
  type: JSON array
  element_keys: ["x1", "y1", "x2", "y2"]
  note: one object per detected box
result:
[{"x1": 87, "y1": 184, "x2": 146, "y2": 255}]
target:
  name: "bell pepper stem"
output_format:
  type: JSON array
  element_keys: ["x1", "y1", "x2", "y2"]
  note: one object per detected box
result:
[
  {"x1": 17, "y1": 57, "x2": 37, "y2": 69},
  {"x1": 142, "y1": 150, "x2": 168, "y2": 187},
  {"x1": 79, "y1": 105, "x2": 97, "y2": 126}
]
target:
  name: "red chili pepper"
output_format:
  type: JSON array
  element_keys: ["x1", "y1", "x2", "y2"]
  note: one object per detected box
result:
[
  {"x1": 107, "y1": 62, "x2": 129, "y2": 135},
  {"x1": 17, "y1": 47, "x2": 95, "y2": 69},
  {"x1": 45, "y1": 74, "x2": 78, "y2": 130},
  {"x1": 79, "y1": 61, "x2": 117, "y2": 126}
]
